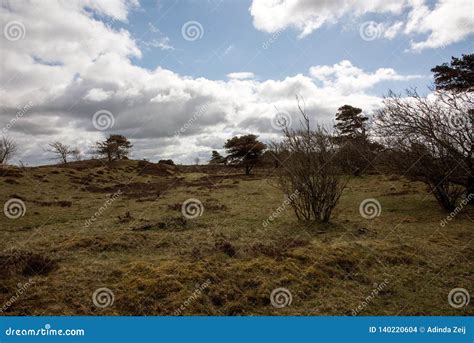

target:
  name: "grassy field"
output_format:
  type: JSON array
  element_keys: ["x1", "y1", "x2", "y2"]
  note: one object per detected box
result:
[{"x1": 0, "y1": 160, "x2": 472, "y2": 316}]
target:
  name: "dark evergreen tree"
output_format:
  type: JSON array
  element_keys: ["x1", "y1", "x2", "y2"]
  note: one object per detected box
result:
[
  {"x1": 224, "y1": 135, "x2": 266, "y2": 175},
  {"x1": 431, "y1": 54, "x2": 474, "y2": 92},
  {"x1": 209, "y1": 150, "x2": 226, "y2": 164},
  {"x1": 432, "y1": 54, "x2": 474, "y2": 204},
  {"x1": 334, "y1": 105, "x2": 368, "y2": 138},
  {"x1": 96, "y1": 134, "x2": 133, "y2": 162}
]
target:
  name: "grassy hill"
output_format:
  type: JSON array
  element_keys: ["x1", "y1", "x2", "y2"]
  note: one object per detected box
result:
[{"x1": 0, "y1": 160, "x2": 472, "y2": 315}]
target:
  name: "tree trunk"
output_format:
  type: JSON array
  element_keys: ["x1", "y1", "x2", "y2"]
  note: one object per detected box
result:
[
  {"x1": 466, "y1": 176, "x2": 474, "y2": 204},
  {"x1": 468, "y1": 109, "x2": 474, "y2": 205},
  {"x1": 434, "y1": 184, "x2": 456, "y2": 212}
]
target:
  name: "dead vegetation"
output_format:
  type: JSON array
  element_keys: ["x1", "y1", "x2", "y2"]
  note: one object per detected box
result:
[
  {"x1": 0, "y1": 251, "x2": 57, "y2": 278},
  {"x1": 274, "y1": 102, "x2": 348, "y2": 223},
  {"x1": 131, "y1": 217, "x2": 189, "y2": 231},
  {"x1": 0, "y1": 160, "x2": 472, "y2": 316},
  {"x1": 0, "y1": 167, "x2": 23, "y2": 178}
]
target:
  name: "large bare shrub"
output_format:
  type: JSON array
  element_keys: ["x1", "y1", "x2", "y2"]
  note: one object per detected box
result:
[
  {"x1": 276, "y1": 101, "x2": 348, "y2": 223},
  {"x1": 375, "y1": 89, "x2": 472, "y2": 211}
]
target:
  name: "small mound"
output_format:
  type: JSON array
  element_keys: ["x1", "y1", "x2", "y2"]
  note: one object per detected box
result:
[
  {"x1": 0, "y1": 251, "x2": 57, "y2": 277},
  {"x1": 32, "y1": 200, "x2": 72, "y2": 207},
  {"x1": 132, "y1": 217, "x2": 188, "y2": 231},
  {"x1": 215, "y1": 240, "x2": 237, "y2": 257},
  {"x1": 0, "y1": 167, "x2": 23, "y2": 178},
  {"x1": 65, "y1": 235, "x2": 146, "y2": 252},
  {"x1": 86, "y1": 180, "x2": 173, "y2": 198},
  {"x1": 57, "y1": 159, "x2": 106, "y2": 170},
  {"x1": 137, "y1": 160, "x2": 177, "y2": 176}
]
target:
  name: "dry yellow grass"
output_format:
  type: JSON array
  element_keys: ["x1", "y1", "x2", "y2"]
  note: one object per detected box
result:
[{"x1": 0, "y1": 160, "x2": 472, "y2": 316}]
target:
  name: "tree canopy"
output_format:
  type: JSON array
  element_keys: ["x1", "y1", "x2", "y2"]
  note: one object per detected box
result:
[
  {"x1": 224, "y1": 134, "x2": 266, "y2": 175},
  {"x1": 431, "y1": 54, "x2": 474, "y2": 92},
  {"x1": 96, "y1": 134, "x2": 133, "y2": 162},
  {"x1": 209, "y1": 150, "x2": 226, "y2": 164},
  {"x1": 334, "y1": 105, "x2": 368, "y2": 139}
]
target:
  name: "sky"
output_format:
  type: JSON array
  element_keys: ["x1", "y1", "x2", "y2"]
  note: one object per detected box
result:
[{"x1": 0, "y1": 0, "x2": 473, "y2": 165}]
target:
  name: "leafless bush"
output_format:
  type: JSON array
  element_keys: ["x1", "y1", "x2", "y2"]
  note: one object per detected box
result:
[
  {"x1": 275, "y1": 99, "x2": 348, "y2": 223},
  {"x1": 47, "y1": 141, "x2": 74, "y2": 164},
  {"x1": 375, "y1": 89, "x2": 473, "y2": 211},
  {"x1": 0, "y1": 136, "x2": 17, "y2": 165}
]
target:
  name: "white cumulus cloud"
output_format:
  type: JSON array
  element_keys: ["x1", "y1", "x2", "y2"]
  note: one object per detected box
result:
[
  {"x1": 227, "y1": 72, "x2": 255, "y2": 80},
  {"x1": 0, "y1": 0, "x2": 423, "y2": 166},
  {"x1": 250, "y1": 0, "x2": 474, "y2": 51}
]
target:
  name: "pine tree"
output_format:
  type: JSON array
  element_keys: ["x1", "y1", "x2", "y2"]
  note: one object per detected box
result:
[
  {"x1": 334, "y1": 105, "x2": 368, "y2": 139},
  {"x1": 432, "y1": 54, "x2": 474, "y2": 204},
  {"x1": 209, "y1": 150, "x2": 225, "y2": 164},
  {"x1": 96, "y1": 135, "x2": 133, "y2": 162},
  {"x1": 224, "y1": 135, "x2": 266, "y2": 175}
]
